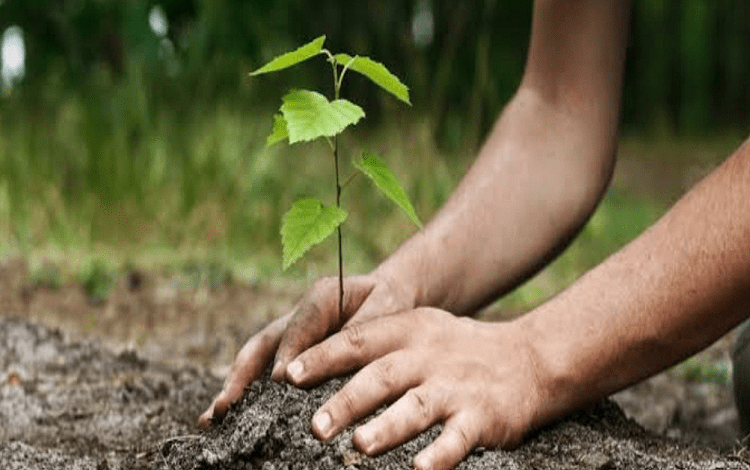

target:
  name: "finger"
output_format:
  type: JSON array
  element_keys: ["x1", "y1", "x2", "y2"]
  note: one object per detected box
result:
[
  {"x1": 311, "y1": 350, "x2": 422, "y2": 441},
  {"x1": 413, "y1": 414, "x2": 479, "y2": 470},
  {"x1": 272, "y1": 276, "x2": 374, "y2": 381},
  {"x1": 197, "y1": 313, "x2": 290, "y2": 428},
  {"x1": 343, "y1": 278, "x2": 408, "y2": 326},
  {"x1": 286, "y1": 312, "x2": 411, "y2": 387},
  {"x1": 353, "y1": 384, "x2": 444, "y2": 456}
]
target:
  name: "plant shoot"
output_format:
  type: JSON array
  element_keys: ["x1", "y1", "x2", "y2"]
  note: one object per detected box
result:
[{"x1": 250, "y1": 36, "x2": 421, "y2": 316}]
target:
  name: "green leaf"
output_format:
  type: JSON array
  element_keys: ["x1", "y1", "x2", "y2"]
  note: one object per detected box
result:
[
  {"x1": 281, "y1": 198, "x2": 348, "y2": 270},
  {"x1": 334, "y1": 54, "x2": 411, "y2": 105},
  {"x1": 266, "y1": 114, "x2": 289, "y2": 147},
  {"x1": 280, "y1": 90, "x2": 365, "y2": 143},
  {"x1": 354, "y1": 153, "x2": 422, "y2": 228},
  {"x1": 250, "y1": 36, "x2": 326, "y2": 76}
]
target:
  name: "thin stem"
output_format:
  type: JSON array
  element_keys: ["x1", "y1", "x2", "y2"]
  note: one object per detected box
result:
[
  {"x1": 334, "y1": 135, "x2": 343, "y2": 320},
  {"x1": 322, "y1": 49, "x2": 340, "y2": 99},
  {"x1": 336, "y1": 55, "x2": 358, "y2": 93},
  {"x1": 325, "y1": 48, "x2": 344, "y2": 319}
]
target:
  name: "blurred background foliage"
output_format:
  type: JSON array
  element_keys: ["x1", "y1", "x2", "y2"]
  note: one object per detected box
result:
[{"x1": 0, "y1": 0, "x2": 748, "y2": 307}]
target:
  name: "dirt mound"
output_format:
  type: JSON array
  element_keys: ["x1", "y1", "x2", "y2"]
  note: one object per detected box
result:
[
  {"x1": 0, "y1": 317, "x2": 220, "y2": 469},
  {"x1": 166, "y1": 373, "x2": 749, "y2": 470},
  {"x1": 3, "y1": 318, "x2": 749, "y2": 470}
]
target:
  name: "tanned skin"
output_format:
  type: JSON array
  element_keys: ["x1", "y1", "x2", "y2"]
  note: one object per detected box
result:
[{"x1": 199, "y1": 1, "x2": 750, "y2": 469}]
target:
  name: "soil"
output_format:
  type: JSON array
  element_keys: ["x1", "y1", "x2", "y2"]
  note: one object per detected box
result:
[
  {"x1": 1, "y1": 258, "x2": 749, "y2": 469},
  {"x1": 163, "y1": 372, "x2": 748, "y2": 470},
  {"x1": 0, "y1": 317, "x2": 219, "y2": 469}
]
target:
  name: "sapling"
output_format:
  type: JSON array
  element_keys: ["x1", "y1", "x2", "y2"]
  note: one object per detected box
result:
[{"x1": 250, "y1": 36, "x2": 422, "y2": 318}]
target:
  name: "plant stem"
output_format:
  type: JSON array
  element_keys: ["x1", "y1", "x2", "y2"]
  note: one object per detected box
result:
[
  {"x1": 331, "y1": 61, "x2": 344, "y2": 320},
  {"x1": 334, "y1": 135, "x2": 344, "y2": 320}
]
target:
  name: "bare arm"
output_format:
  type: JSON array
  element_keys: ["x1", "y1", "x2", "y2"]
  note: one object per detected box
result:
[
  {"x1": 287, "y1": 138, "x2": 750, "y2": 470},
  {"x1": 201, "y1": 0, "x2": 634, "y2": 430},
  {"x1": 523, "y1": 140, "x2": 750, "y2": 427},
  {"x1": 377, "y1": 0, "x2": 632, "y2": 315}
]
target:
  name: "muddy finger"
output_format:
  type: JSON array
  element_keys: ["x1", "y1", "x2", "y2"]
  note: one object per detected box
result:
[
  {"x1": 413, "y1": 414, "x2": 479, "y2": 470},
  {"x1": 310, "y1": 350, "x2": 422, "y2": 441},
  {"x1": 272, "y1": 276, "x2": 375, "y2": 381},
  {"x1": 198, "y1": 313, "x2": 291, "y2": 427},
  {"x1": 353, "y1": 384, "x2": 444, "y2": 456}
]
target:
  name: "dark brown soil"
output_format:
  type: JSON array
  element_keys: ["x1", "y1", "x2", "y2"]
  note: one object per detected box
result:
[
  {"x1": 0, "y1": 317, "x2": 219, "y2": 469},
  {"x1": 3, "y1": 317, "x2": 750, "y2": 470},
  {"x1": 1, "y1": 257, "x2": 749, "y2": 469},
  {"x1": 166, "y1": 370, "x2": 749, "y2": 470}
]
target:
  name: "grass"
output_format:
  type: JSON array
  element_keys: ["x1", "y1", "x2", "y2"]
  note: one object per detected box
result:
[
  {"x1": 0, "y1": 87, "x2": 743, "y2": 309},
  {"x1": 0, "y1": 90, "x2": 462, "y2": 291}
]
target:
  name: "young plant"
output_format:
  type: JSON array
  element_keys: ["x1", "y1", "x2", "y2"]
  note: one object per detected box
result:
[{"x1": 250, "y1": 36, "x2": 422, "y2": 317}]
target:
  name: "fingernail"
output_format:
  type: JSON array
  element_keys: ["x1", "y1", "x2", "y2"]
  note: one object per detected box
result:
[
  {"x1": 287, "y1": 360, "x2": 304, "y2": 382},
  {"x1": 313, "y1": 411, "x2": 332, "y2": 435},
  {"x1": 197, "y1": 411, "x2": 210, "y2": 429},
  {"x1": 414, "y1": 454, "x2": 432, "y2": 470},
  {"x1": 355, "y1": 426, "x2": 375, "y2": 454}
]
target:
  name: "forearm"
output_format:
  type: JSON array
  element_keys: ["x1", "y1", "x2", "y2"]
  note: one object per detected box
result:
[
  {"x1": 375, "y1": 92, "x2": 615, "y2": 315},
  {"x1": 374, "y1": 0, "x2": 631, "y2": 315},
  {"x1": 523, "y1": 139, "x2": 750, "y2": 428}
]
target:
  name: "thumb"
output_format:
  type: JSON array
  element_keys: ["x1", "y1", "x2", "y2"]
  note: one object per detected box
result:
[{"x1": 272, "y1": 275, "x2": 376, "y2": 381}]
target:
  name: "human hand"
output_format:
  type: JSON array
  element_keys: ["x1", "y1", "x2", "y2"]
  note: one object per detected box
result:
[
  {"x1": 285, "y1": 308, "x2": 542, "y2": 470},
  {"x1": 198, "y1": 271, "x2": 416, "y2": 429}
]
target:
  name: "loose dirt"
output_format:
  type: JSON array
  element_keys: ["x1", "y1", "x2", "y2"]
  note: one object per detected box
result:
[
  {"x1": 3, "y1": 317, "x2": 749, "y2": 469},
  {"x1": 1, "y1": 258, "x2": 749, "y2": 469},
  {"x1": 166, "y1": 371, "x2": 750, "y2": 470},
  {"x1": 0, "y1": 317, "x2": 218, "y2": 469}
]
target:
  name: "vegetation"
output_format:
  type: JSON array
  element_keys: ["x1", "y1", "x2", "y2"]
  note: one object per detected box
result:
[
  {"x1": 248, "y1": 36, "x2": 420, "y2": 314},
  {"x1": 2, "y1": 1, "x2": 748, "y2": 138},
  {"x1": 0, "y1": 1, "x2": 748, "y2": 309}
]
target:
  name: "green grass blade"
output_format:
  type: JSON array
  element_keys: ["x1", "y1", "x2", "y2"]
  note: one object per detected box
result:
[
  {"x1": 250, "y1": 36, "x2": 326, "y2": 76},
  {"x1": 354, "y1": 152, "x2": 422, "y2": 228},
  {"x1": 266, "y1": 114, "x2": 289, "y2": 147},
  {"x1": 281, "y1": 198, "x2": 348, "y2": 269},
  {"x1": 280, "y1": 90, "x2": 365, "y2": 143},
  {"x1": 334, "y1": 54, "x2": 411, "y2": 105}
]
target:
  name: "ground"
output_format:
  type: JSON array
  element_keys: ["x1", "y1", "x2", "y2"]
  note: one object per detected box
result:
[{"x1": 1, "y1": 258, "x2": 749, "y2": 469}]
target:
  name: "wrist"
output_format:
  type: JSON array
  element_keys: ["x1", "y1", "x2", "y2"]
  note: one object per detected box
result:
[
  {"x1": 370, "y1": 255, "x2": 422, "y2": 311},
  {"x1": 513, "y1": 307, "x2": 591, "y2": 431}
]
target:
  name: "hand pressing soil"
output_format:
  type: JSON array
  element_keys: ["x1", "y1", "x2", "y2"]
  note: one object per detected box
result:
[
  {"x1": 2, "y1": 317, "x2": 749, "y2": 470},
  {"x1": 167, "y1": 369, "x2": 749, "y2": 470}
]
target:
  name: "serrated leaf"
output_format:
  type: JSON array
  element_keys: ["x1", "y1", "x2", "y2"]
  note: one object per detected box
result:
[
  {"x1": 334, "y1": 54, "x2": 411, "y2": 105},
  {"x1": 250, "y1": 36, "x2": 326, "y2": 76},
  {"x1": 280, "y1": 90, "x2": 365, "y2": 143},
  {"x1": 281, "y1": 198, "x2": 348, "y2": 269},
  {"x1": 266, "y1": 114, "x2": 289, "y2": 147},
  {"x1": 354, "y1": 153, "x2": 422, "y2": 229}
]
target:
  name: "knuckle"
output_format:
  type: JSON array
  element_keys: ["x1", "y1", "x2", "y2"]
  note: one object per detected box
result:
[
  {"x1": 342, "y1": 323, "x2": 366, "y2": 351},
  {"x1": 370, "y1": 356, "x2": 399, "y2": 391},
  {"x1": 305, "y1": 276, "x2": 344, "y2": 322},
  {"x1": 337, "y1": 387, "x2": 359, "y2": 418},
  {"x1": 406, "y1": 388, "x2": 432, "y2": 421}
]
